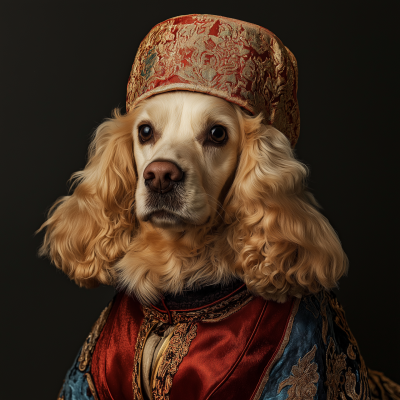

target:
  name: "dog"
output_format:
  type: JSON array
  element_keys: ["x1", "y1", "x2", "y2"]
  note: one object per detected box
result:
[
  {"x1": 38, "y1": 14, "x2": 400, "y2": 400},
  {"x1": 39, "y1": 90, "x2": 346, "y2": 305}
]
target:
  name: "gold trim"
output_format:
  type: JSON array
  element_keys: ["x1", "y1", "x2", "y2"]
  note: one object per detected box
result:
[
  {"x1": 85, "y1": 373, "x2": 100, "y2": 400},
  {"x1": 136, "y1": 320, "x2": 158, "y2": 400},
  {"x1": 152, "y1": 322, "x2": 198, "y2": 400},
  {"x1": 327, "y1": 295, "x2": 370, "y2": 400},
  {"x1": 151, "y1": 325, "x2": 180, "y2": 392},
  {"x1": 252, "y1": 297, "x2": 301, "y2": 400},
  {"x1": 143, "y1": 289, "x2": 253, "y2": 324},
  {"x1": 78, "y1": 300, "x2": 113, "y2": 371},
  {"x1": 347, "y1": 344, "x2": 356, "y2": 360},
  {"x1": 129, "y1": 13, "x2": 285, "y2": 48},
  {"x1": 202, "y1": 295, "x2": 253, "y2": 323}
]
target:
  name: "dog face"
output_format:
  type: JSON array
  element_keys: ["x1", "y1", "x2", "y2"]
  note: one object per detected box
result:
[
  {"x1": 39, "y1": 91, "x2": 347, "y2": 304},
  {"x1": 133, "y1": 92, "x2": 242, "y2": 231}
]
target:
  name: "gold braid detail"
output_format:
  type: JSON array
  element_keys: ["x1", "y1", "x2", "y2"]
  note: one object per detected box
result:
[
  {"x1": 78, "y1": 300, "x2": 113, "y2": 372},
  {"x1": 143, "y1": 289, "x2": 253, "y2": 324},
  {"x1": 85, "y1": 373, "x2": 100, "y2": 400},
  {"x1": 326, "y1": 296, "x2": 370, "y2": 400},
  {"x1": 152, "y1": 322, "x2": 198, "y2": 400}
]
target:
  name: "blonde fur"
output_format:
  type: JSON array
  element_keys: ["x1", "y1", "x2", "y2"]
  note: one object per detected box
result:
[{"x1": 38, "y1": 92, "x2": 348, "y2": 305}]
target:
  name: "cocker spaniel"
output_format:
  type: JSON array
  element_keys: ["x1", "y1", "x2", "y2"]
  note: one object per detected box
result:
[{"x1": 39, "y1": 91, "x2": 346, "y2": 305}]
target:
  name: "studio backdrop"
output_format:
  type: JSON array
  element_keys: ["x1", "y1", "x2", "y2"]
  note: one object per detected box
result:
[{"x1": 0, "y1": 0, "x2": 399, "y2": 398}]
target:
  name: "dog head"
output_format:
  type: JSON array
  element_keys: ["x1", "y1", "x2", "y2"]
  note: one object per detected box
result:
[{"x1": 38, "y1": 91, "x2": 347, "y2": 304}]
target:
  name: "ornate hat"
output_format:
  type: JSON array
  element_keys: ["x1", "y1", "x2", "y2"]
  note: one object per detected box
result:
[{"x1": 126, "y1": 14, "x2": 300, "y2": 146}]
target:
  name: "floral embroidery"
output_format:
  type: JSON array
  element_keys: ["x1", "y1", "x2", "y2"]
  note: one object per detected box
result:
[
  {"x1": 126, "y1": 14, "x2": 300, "y2": 146},
  {"x1": 326, "y1": 337, "x2": 348, "y2": 400},
  {"x1": 278, "y1": 345, "x2": 319, "y2": 400},
  {"x1": 152, "y1": 322, "x2": 198, "y2": 400},
  {"x1": 325, "y1": 337, "x2": 371, "y2": 400},
  {"x1": 347, "y1": 344, "x2": 356, "y2": 361},
  {"x1": 327, "y1": 297, "x2": 371, "y2": 400},
  {"x1": 78, "y1": 301, "x2": 113, "y2": 371}
]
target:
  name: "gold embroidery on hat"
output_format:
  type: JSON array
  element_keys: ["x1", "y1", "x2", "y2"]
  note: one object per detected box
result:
[{"x1": 126, "y1": 15, "x2": 300, "y2": 146}]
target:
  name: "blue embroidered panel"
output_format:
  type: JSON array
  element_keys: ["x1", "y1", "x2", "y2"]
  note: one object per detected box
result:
[{"x1": 259, "y1": 292, "x2": 370, "y2": 400}]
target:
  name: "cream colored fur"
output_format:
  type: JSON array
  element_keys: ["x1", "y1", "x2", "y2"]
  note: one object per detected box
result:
[{"x1": 38, "y1": 91, "x2": 348, "y2": 305}]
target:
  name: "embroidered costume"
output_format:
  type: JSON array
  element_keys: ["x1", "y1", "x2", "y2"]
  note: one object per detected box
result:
[
  {"x1": 58, "y1": 285, "x2": 400, "y2": 400},
  {"x1": 56, "y1": 14, "x2": 400, "y2": 400}
]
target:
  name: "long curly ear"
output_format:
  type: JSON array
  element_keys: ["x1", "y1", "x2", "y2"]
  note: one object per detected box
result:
[
  {"x1": 37, "y1": 109, "x2": 137, "y2": 287},
  {"x1": 224, "y1": 112, "x2": 348, "y2": 302}
]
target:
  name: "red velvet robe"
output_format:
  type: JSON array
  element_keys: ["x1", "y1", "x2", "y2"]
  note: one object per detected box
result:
[{"x1": 90, "y1": 286, "x2": 295, "y2": 400}]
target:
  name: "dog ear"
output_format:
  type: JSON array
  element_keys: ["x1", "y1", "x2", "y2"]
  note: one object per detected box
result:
[
  {"x1": 37, "y1": 109, "x2": 137, "y2": 288},
  {"x1": 223, "y1": 114, "x2": 348, "y2": 301}
]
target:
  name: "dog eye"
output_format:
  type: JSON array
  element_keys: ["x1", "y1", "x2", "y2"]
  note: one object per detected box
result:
[
  {"x1": 209, "y1": 125, "x2": 227, "y2": 144},
  {"x1": 138, "y1": 125, "x2": 153, "y2": 142}
]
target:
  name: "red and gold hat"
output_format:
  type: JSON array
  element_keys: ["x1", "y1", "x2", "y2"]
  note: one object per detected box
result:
[{"x1": 126, "y1": 14, "x2": 300, "y2": 146}]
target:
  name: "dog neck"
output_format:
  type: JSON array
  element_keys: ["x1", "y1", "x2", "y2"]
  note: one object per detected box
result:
[{"x1": 116, "y1": 218, "x2": 238, "y2": 306}]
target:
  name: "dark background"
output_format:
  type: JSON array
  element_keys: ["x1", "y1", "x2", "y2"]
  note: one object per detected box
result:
[{"x1": 1, "y1": 0, "x2": 399, "y2": 398}]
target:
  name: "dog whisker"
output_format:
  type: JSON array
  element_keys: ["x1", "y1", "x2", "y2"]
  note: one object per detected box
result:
[{"x1": 203, "y1": 193, "x2": 227, "y2": 220}]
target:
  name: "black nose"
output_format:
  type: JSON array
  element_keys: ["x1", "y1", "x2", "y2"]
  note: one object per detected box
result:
[{"x1": 143, "y1": 161, "x2": 183, "y2": 193}]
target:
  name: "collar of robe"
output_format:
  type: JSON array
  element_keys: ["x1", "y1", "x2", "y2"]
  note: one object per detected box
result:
[{"x1": 147, "y1": 280, "x2": 252, "y2": 325}]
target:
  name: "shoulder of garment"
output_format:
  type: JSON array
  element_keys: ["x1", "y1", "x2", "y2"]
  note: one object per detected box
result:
[{"x1": 257, "y1": 291, "x2": 372, "y2": 400}]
